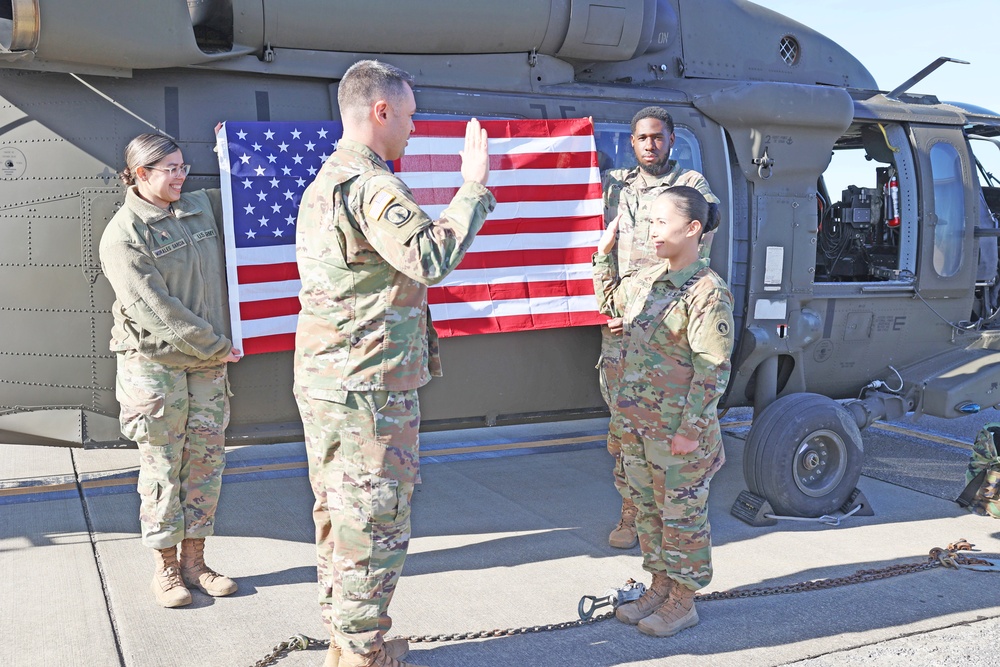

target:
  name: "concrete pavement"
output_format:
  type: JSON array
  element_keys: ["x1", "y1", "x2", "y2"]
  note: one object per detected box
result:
[{"x1": 2, "y1": 415, "x2": 999, "y2": 666}]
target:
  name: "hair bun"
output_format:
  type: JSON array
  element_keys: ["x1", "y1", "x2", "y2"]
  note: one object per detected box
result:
[{"x1": 703, "y1": 202, "x2": 721, "y2": 234}]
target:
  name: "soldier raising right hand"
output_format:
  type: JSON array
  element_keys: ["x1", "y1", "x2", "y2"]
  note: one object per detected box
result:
[{"x1": 293, "y1": 59, "x2": 495, "y2": 667}]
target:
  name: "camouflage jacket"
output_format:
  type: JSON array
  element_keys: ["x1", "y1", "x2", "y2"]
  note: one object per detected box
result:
[
  {"x1": 99, "y1": 187, "x2": 232, "y2": 365},
  {"x1": 294, "y1": 138, "x2": 496, "y2": 394},
  {"x1": 593, "y1": 255, "x2": 734, "y2": 442},
  {"x1": 602, "y1": 161, "x2": 719, "y2": 280}
]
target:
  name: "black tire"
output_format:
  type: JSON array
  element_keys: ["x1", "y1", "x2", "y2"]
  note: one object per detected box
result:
[{"x1": 744, "y1": 392, "x2": 864, "y2": 517}]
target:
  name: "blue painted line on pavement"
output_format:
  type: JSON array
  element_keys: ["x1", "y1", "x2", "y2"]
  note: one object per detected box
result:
[{"x1": 0, "y1": 430, "x2": 609, "y2": 505}]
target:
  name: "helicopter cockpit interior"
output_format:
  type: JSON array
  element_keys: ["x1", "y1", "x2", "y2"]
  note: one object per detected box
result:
[
  {"x1": 967, "y1": 127, "x2": 1000, "y2": 320},
  {"x1": 815, "y1": 122, "x2": 917, "y2": 284}
]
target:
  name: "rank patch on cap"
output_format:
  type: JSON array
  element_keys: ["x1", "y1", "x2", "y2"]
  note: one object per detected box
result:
[
  {"x1": 369, "y1": 190, "x2": 395, "y2": 220},
  {"x1": 716, "y1": 320, "x2": 730, "y2": 336},
  {"x1": 385, "y1": 203, "x2": 412, "y2": 226}
]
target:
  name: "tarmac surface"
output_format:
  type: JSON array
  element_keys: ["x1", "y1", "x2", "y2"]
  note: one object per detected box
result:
[{"x1": 2, "y1": 409, "x2": 999, "y2": 667}]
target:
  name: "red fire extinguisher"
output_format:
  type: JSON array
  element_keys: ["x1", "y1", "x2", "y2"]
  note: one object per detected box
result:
[{"x1": 887, "y1": 174, "x2": 900, "y2": 228}]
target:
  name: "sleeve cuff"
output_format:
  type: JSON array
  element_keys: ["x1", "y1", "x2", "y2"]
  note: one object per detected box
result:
[
  {"x1": 461, "y1": 181, "x2": 498, "y2": 211},
  {"x1": 593, "y1": 252, "x2": 613, "y2": 267},
  {"x1": 675, "y1": 418, "x2": 706, "y2": 442}
]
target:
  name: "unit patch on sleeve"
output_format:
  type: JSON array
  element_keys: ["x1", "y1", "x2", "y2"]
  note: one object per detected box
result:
[{"x1": 384, "y1": 203, "x2": 412, "y2": 226}]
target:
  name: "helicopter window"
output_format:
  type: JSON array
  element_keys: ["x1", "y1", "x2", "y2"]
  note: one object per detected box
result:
[
  {"x1": 593, "y1": 122, "x2": 703, "y2": 174},
  {"x1": 929, "y1": 142, "x2": 966, "y2": 278},
  {"x1": 779, "y1": 36, "x2": 800, "y2": 66},
  {"x1": 815, "y1": 122, "x2": 916, "y2": 283}
]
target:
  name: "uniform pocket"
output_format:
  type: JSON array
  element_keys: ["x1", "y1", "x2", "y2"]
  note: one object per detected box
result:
[
  {"x1": 137, "y1": 478, "x2": 166, "y2": 525},
  {"x1": 340, "y1": 571, "x2": 382, "y2": 631},
  {"x1": 368, "y1": 476, "x2": 403, "y2": 524},
  {"x1": 341, "y1": 432, "x2": 417, "y2": 524},
  {"x1": 222, "y1": 375, "x2": 232, "y2": 430},
  {"x1": 137, "y1": 478, "x2": 163, "y2": 500},
  {"x1": 981, "y1": 468, "x2": 1000, "y2": 500},
  {"x1": 116, "y1": 376, "x2": 166, "y2": 444}
]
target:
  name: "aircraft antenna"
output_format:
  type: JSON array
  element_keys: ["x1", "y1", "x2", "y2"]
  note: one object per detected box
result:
[
  {"x1": 885, "y1": 57, "x2": 969, "y2": 101},
  {"x1": 68, "y1": 73, "x2": 177, "y2": 140}
]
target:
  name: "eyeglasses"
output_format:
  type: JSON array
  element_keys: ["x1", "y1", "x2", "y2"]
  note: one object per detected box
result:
[{"x1": 144, "y1": 163, "x2": 191, "y2": 178}]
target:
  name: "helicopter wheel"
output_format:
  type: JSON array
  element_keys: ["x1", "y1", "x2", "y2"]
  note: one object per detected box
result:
[{"x1": 743, "y1": 392, "x2": 864, "y2": 517}]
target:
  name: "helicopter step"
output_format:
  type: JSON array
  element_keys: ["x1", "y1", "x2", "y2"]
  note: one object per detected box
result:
[{"x1": 902, "y1": 347, "x2": 1000, "y2": 419}]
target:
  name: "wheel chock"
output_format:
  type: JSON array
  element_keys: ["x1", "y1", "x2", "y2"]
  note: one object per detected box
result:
[
  {"x1": 839, "y1": 487, "x2": 875, "y2": 516},
  {"x1": 731, "y1": 490, "x2": 778, "y2": 527}
]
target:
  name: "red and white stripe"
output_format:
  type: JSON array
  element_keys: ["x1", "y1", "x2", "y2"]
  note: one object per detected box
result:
[
  {"x1": 224, "y1": 118, "x2": 606, "y2": 353},
  {"x1": 404, "y1": 119, "x2": 606, "y2": 336}
]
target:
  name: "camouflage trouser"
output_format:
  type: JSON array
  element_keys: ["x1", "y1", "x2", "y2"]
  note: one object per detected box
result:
[
  {"x1": 116, "y1": 352, "x2": 230, "y2": 549},
  {"x1": 293, "y1": 386, "x2": 420, "y2": 655},
  {"x1": 618, "y1": 415, "x2": 725, "y2": 591},
  {"x1": 598, "y1": 330, "x2": 629, "y2": 501}
]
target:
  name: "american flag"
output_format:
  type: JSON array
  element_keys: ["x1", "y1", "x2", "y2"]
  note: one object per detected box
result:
[{"x1": 217, "y1": 118, "x2": 606, "y2": 355}]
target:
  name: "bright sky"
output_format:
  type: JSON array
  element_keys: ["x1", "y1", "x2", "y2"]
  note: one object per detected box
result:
[
  {"x1": 752, "y1": 1, "x2": 1000, "y2": 183},
  {"x1": 752, "y1": 1, "x2": 999, "y2": 114}
]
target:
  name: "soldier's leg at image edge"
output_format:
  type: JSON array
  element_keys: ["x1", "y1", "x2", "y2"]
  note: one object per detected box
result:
[
  {"x1": 294, "y1": 386, "x2": 348, "y2": 639},
  {"x1": 118, "y1": 354, "x2": 195, "y2": 607},
  {"x1": 620, "y1": 428, "x2": 666, "y2": 575},
  {"x1": 644, "y1": 436, "x2": 725, "y2": 591},
  {"x1": 600, "y1": 357, "x2": 630, "y2": 499},
  {"x1": 600, "y1": 342, "x2": 639, "y2": 548},
  {"x1": 179, "y1": 364, "x2": 229, "y2": 538},
  {"x1": 627, "y1": 435, "x2": 724, "y2": 637},
  {"x1": 117, "y1": 353, "x2": 190, "y2": 549},
  {"x1": 174, "y1": 364, "x2": 237, "y2": 597},
  {"x1": 598, "y1": 338, "x2": 631, "y2": 502},
  {"x1": 296, "y1": 387, "x2": 420, "y2": 656}
]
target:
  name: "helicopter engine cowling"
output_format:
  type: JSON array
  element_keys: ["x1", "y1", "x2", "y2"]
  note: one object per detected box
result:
[{"x1": 0, "y1": 0, "x2": 677, "y2": 71}]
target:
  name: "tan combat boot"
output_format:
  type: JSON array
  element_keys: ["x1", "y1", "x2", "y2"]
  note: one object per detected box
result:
[
  {"x1": 337, "y1": 639, "x2": 424, "y2": 667},
  {"x1": 637, "y1": 584, "x2": 699, "y2": 637},
  {"x1": 179, "y1": 537, "x2": 238, "y2": 597},
  {"x1": 325, "y1": 639, "x2": 410, "y2": 667},
  {"x1": 615, "y1": 573, "x2": 673, "y2": 624},
  {"x1": 608, "y1": 497, "x2": 638, "y2": 548},
  {"x1": 151, "y1": 546, "x2": 192, "y2": 608}
]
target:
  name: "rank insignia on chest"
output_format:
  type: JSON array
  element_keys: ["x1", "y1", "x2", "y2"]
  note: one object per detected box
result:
[{"x1": 159, "y1": 230, "x2": 170, "y2": 240}]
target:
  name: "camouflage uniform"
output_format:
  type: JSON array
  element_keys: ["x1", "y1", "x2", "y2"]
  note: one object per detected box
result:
[
  {"x1": 117, "y1": 354, "x2": 229, "y2": 548},
  {"x1": 599, "y1": 163, "x2": 719, "y2": 501},
  {"x1": 99, "y1": 187, "x2": 233, "y2": 549},
  {"x1": 293, "y1": 138, "x2": 495, "y2": 654},
  {"x1": 593, "y1": 254, "x2": 734, "y2": 591}
]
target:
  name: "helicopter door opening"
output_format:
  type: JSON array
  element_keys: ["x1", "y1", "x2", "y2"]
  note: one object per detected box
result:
[
  {"x1": 968, "y1": 133, "x2": 1000, "y2": 221},
  {"x1": 815, "y1": 122, "x2": 917, "y2": 283},
  {"x1": 966, "y1": 131, "x2": 1000, "y2": 320}
]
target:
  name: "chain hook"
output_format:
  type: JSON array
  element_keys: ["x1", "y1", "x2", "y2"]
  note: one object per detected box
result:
[{"x1": 577, "y1": 595, "x2": 606, "y2": 620}]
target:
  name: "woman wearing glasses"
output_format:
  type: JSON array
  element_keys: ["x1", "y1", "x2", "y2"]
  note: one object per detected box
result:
[{"x1": 99, "y1": 132, "x2": 241, "y2": 608}]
